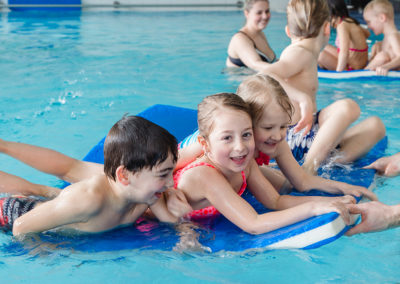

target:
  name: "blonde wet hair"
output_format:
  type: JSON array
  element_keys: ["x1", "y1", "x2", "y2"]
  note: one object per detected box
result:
[
  {"x1": 286, "y1": 0, "x2": 330, "y2": 39},
  {"x1": 364, "y1": 0, "x2": 394, "y2": 20},
  {"x1": 237, "y1": 74, "x2": 294, "y2": 124},
  {"x1": 244, "y1": 0, "x2": 269, "y2": 11},
  {"x1": 197, "y1": 93, "x2": 252, "y2": 138}
]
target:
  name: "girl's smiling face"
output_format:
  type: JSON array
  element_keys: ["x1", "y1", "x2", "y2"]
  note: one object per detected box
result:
[
  {"x1": 245, "y1": 1, "x2": 271, "y2": 30},
  {"x1": 204, "y1": 109, "x2": 255, "y2": 173},
  {"x1": 253, "y1": 100, "x2": 291, "y2": 157}
]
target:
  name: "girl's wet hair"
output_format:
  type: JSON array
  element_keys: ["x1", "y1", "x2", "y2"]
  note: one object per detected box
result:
[
  {"x1": 286, "y1": 0, "x2": 330, "y2": 39},
  {"x1": 197, "y1": 93, "x2": 252, "y2": 138},
  {"x1": 104, "y1": 115, "x2": 178, "y2": 180},
  {"x1": 328, "y1": 0, "x2": 359, "y2": 25},
  {"x1": 237, "y1": 74, "x2": 294, "y2": 124},
  {"x1": 244, "y1": 0, "x2": 269, "y2": 11}
]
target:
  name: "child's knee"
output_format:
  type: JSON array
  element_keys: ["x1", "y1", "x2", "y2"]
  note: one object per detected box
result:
[
  {"x1": 338, "y1": 99, "x2": 360, "y2": 121},
  {"x1": 366, "y1": 116, "x2": 386, "y2": 139}
]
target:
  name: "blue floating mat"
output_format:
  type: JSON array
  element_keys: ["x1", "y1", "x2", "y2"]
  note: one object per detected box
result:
[
  {"x1": 318, "y1": 68, "x2": 400, "y2": 80},
  {"x1": 74, "y1": 104, "x2": 386, "y2": 252}
]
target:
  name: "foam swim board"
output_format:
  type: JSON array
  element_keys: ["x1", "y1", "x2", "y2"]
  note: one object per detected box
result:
[
  {"x1": 76, "y1": 104, "x2": 386, "y2": 252},
  {"x1": 318, "y1": 68, "x2": 400, "y2": 80}
]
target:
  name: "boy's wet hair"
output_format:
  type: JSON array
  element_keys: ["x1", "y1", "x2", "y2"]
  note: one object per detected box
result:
[
  {"x1": 286, "y1": 0, "x2": 330, "y2": 39},
  {"x1": 197, "y1": 93, "x2": 252, "y2": 138},
  {"x1": 237, "y1": 74, "x2": 294, "y2": 124},
  {"x1": 104, "y1": 115, "x2": 178, "y2": 180},
  {"x1": 244, "y1": 0, "x2": 269, "y2": 11},
  {"x1": 364, "y1": 0, "x2": 394, "y2": 20}
]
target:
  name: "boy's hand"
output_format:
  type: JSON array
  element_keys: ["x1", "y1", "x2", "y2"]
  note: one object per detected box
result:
[
  {"x1": 165, "y1": 188, "x2": 192, "y2": 218},
  {"x1": 293, "y1": 99, "x2": 313, "y2": 135},
  {"x1": 376, "y1": 66, "x2": 389, "y2": 76}
]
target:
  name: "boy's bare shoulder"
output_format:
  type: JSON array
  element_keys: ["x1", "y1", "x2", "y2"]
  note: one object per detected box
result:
[
  {"x1": 280, "y1": 44, "x2": 313, "y2": 61},
  {"x1": 58, "y1": 175, "x2": 108, "y2": 208}
]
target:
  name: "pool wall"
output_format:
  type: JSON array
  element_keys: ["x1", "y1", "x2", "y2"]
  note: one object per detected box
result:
[{"x1": 2, "y1": 0, "x2": 289, "y2": 12}]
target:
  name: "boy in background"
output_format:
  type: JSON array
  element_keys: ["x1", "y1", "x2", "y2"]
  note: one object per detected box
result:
[
  {"x1": 261, "y1": 0, "x2": 385, "y2": 174},
  {"x1": 364, "y1": 0, "x2": 400, "y2": 75}
]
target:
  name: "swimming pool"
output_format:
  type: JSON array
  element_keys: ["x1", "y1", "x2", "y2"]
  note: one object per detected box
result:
[{"x1": 0, "y1": 9, "x2": 400, "y2": 283}]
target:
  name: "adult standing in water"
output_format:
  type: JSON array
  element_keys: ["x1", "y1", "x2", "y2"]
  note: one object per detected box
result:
[
  {"x1": 226, "y1": 0, "x2": 277, "y2": 71},
  {"x1": 347, "y1": 152, "x2": 400, "y2": 235}
]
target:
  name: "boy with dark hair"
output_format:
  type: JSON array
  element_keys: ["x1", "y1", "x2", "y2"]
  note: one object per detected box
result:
[{"x1": 0, "y1": 116, "x2": 191, "y2": 236}]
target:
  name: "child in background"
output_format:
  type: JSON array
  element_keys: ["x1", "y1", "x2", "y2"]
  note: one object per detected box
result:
[
  {"x1": 318, "y1": 0, "x2": 370, "y2": 71},
  {"x1": 175, "y1": 92, "x2": 355, "y2": 234},
  {"x1": 226, "y1": 0, "x2": 276, "y2": 71},
  {"x1": 363, "y1": 0, "x2": 400, "y2": 75},
  {"x1": 260, "y1": 0, "x2": 385, "y2": 174},
  {"x1": 0, "y1": 116, "x2": 190, "y2": 236}
]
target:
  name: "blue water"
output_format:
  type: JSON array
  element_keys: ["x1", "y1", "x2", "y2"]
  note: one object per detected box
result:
[{"x1": 0, "y1": 9, "x2": 400, "y2": 283}]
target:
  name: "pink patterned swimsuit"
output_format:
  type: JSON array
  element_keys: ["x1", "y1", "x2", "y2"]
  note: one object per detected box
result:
[{"x1": 173, "y1": 162, "x2": 247, "y2": 219}]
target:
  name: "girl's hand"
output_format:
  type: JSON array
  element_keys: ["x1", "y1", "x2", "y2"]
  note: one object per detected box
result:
[
  {"x1": 338, "y1": 185, "x2": 377, "y2": 201},
  {"x1": 312, "y1": 196, "x2": 355, "y2": 225}
]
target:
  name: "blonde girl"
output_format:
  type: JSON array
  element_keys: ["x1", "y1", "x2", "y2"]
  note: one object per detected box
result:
[
  {"x1": 174, "y1": 92, "x2": 353, "y2": 234},
  {"x1": 226, "y1": 0, "x2": 276, "y2": 71},
  {"x1": 237, "y1": 74, "x2": 376, "y2": 199}
]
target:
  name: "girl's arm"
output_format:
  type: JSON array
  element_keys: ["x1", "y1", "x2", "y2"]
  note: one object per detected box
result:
[
  {"x1": 247, "y1": 160, "x2": 355, "y2": 211},
  {"x1": 0, "y1": 139, "x2": 103, "y2": 183},
  {"x1": 0, "y1": 171, "x2": 61, "y2": 198},
  {"x1": 336, "y1": 23, "x2": 351, "y2": 72},
  {"x1": 274, "y1": 141, "x2": 377, "y2": 201},
  {"x1": 180, "y1": 163, "x2": 351, "y2": 235}
]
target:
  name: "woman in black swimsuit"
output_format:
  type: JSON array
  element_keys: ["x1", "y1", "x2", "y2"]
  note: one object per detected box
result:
[{"x1": 226, "y1": 0, "x2": 276, "y2": 71}]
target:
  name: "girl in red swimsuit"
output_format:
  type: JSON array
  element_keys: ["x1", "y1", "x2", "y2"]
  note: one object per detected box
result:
[
  {"x1": 318, "y1": 0, "x2": 370, "y2": 71},
  {"x1": 174, "y1": 92, "x2": 356, "y2": 235},
  {"x1": 177, "y1": 75, "x2": 377, "y2": 204}
]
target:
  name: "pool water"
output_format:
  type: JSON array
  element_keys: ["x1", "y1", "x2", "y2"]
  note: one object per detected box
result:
[{"x1": 0, "y1": 9, "x2": 400, "y2": 283}]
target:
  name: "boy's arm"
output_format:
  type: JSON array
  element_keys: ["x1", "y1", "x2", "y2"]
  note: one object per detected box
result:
[
  {"x1": 377, "y1": 34, "x2": 400, "y2": 75},
  {"x1": 149, "y1": 189, "x2": 192, "y2": 223},
  {"x1": 12, "y1": 188, "x2": 96, "y2": 237},
  {"x1": 0, "y1": 139, "x2": 103, "y2": 183},
  {"x1": 260, "y1": 54, "x2": 314, "y2": 134}
]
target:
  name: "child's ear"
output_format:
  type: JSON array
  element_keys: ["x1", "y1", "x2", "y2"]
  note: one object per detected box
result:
[
  {"x1": 197, "y1": 135, "x2": 210, "y2": 153},
  {"x1": 379, "y1": 13, "x2": 387, "y2": 22},
  {"x1": 323, "y1": 21, "x2": 331, "y2": 36},
  {"x1": 115, "y1": 166, "x2": 130, "y2": 186},
  {"x1": 285, "y1": 25, "x2": 291, "y2": 38}
]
